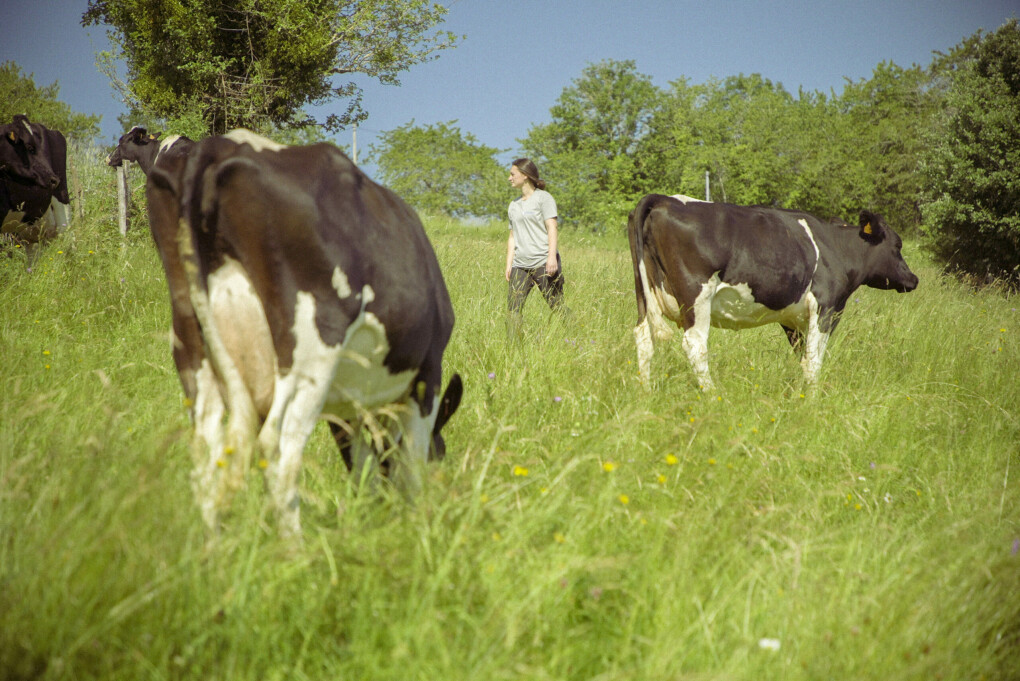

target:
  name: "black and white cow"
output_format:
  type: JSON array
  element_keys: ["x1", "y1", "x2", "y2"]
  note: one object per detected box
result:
[
  {"x1": 146, "y1": 129, "x2": 462, "y2": 537},
  {"x1": 0, "y1": 114, "x2": 71, "y2": 244},
  {"x1": 628, "y1": 194, "x2": 918, "y2": 390},
  {"x1": 107, "y1": 126, "x2": 195, "y2": 176}
]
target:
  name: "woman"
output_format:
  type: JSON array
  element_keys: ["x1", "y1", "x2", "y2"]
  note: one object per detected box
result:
[{"x1": 505, "y1": 158, "x2": 565, "y2": 336}]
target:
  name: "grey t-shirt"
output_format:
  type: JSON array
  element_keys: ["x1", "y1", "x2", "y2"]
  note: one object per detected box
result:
[{"x1": 508, "y1": 189, "x2": 558, "y2": 269}]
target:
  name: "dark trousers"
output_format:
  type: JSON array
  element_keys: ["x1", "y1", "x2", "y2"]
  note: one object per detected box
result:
[{"x1": 507, "y1": 253, "x2": 565, "y2": 315}]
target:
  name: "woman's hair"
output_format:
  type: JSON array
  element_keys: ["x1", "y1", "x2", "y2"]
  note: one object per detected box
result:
[{"x1": 512, "y1": 158, "x2": 546, "y2": 190}]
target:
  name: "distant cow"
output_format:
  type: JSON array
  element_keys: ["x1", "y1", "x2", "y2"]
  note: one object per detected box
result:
[
  {"x1": 628, "y1": 194, "x2": 918, "y2": 390},
  {"x1": 0, "y1": 114, "x2": 71, "y2": 244},
  {"x1": 146, "y1": 129, "x2": 462, "y2": 538},
  {"x1": 107, "y1": 126, "x2": 195, "y2": 175}
]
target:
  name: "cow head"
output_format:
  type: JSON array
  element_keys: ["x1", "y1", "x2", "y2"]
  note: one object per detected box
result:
[
  {"x1": 430, "y1": 373, "x2": 463, "y2": 460},
  {"x1": 107, "y1": 126, "x2": 159, "y2": 167},
  {"x1": 858, "y1": 210, "x2": 919, "y2": 293},
  {"x1": 0, "y1": 115, "x2": 59, "y2": 190}
]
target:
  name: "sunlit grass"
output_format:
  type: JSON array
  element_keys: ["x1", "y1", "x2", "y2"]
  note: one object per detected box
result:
[{"x1": 1, "y1": 153, "x2": 1018, "y2": 679}]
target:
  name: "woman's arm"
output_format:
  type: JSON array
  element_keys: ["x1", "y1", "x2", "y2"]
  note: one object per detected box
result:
[
  {"x1": 505, "y1": 232, "x2": 515, "y2": 281},
  {"x1": 545, "y1": 217, "x2": 559, "y2": 275}
]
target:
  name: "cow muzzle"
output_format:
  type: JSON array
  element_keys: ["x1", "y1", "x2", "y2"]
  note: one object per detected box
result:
[{"x1": 896, "y1": 271, "x2": 919, "y2": 293}]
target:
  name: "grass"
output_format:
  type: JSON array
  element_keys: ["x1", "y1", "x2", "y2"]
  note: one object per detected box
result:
[{"x1": 1, "y1": 146, "x2": 1018, "y2": 680}]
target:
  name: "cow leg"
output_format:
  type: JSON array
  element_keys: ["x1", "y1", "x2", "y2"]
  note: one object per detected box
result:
[
  {"x1": 49, "y1": 198, "x2": 70, "y2": 234},
  {"x1": 269, "y1": 373, "x2": 338, "y2": 540},
  {"x1": 633, "y1": 260, "x2": 676, "y2": 386},
  {"x1": 681, "y1": 279, "x2": 717, "y2": 391},
  {"x1": 178, "y1": 222, "x2": 261, "y2": 527},
  {"x1": 799, "y1": 293, "x2": 830, "y2": 384},
  {"x1": 260, "y1": 292, "x2": 344, "y2": 540},
  {"x1": 633, "y1": 317, "x2": 654, "y2": 385},
  {"x1": 191, "y1": 359, "x2": 227, "y2": 531}
]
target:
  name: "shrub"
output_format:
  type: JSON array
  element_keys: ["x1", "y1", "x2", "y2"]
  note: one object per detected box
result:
[{"x1": 920, "y1": 20, "x2": 1020, "y2": 287}]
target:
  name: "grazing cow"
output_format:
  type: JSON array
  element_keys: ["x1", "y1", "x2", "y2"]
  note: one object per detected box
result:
[
  {"x1": 107, "y1": 126, "x2": 195, "y2": 175},
  {"x1": 628, "y1": 194, "x2": 918, "y2": 390},
  {"x1": 146, "y1": 129, "x2": 463, "y2": 538},
  {"x1": 0, "y1": 114, "x2": 71, "y2": 245}
]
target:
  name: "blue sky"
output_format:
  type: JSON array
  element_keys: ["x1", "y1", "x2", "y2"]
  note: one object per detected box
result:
[{"x1": 2, "y1": 1, "x2": 1017, "y2": 178}]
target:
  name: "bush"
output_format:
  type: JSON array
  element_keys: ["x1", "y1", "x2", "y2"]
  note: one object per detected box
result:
[{"x1": 920, "y1": 20, "x2": 1020, "y2": 287}]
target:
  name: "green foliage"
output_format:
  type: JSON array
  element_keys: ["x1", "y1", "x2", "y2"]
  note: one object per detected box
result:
[
  {"x1": 526, "y1": 58, "x2": 943, "y2": 235},
  {"x1": 520, "y1": 60, "x2": 662, "y2": 231},
  {"x1": 835, "y1": 61, "x2": 938, "y2": 231},
  {"x1": 920, "y1": 19, "x2": 1020, "y2": 287},
  {"x1": 2, "y1": 150, "x2": 1019, "y2": 679},
  {"x1": 82, "y1": 0, "x2": 460, "y2": 135},
  {"x1": 371, "y1": 120, "x2": 506, "y2": 218},
  {"x1": 0, "y1": 62, "x2": 101, "y2": 142},
  {"x1": 679, "y1": 74, "x2": 799, "y2": 206}
]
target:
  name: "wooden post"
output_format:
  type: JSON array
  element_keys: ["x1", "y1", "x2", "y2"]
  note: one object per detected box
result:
[{"x1": 117, "y1": 162, "x2": 131, "y2": 235}]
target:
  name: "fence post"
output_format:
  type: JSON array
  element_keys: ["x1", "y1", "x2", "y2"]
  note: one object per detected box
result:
[
  {"x1": 705, "y1": 170, "x2": 710, "y2": 202},
  {"x1": 117, "y1": 162, "x2": 131, "y2": 236}
]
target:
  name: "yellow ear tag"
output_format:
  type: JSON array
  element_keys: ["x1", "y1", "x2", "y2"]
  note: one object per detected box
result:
[
  {"x1": 149, "y1": 135, "x2": 156, "y2": 140},
  {"x1": 6, "y1": 132, "x2": 14, "y2": 142},
  {"x1": 416, "y1": 380, "x2": 427, "y2": 402},
  {"x1": 863, "y1": 222, "x2": 873, "y2": 235}
]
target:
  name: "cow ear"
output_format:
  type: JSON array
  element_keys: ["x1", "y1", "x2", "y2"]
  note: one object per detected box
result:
[
  {"x1": 859, "y1": 211, "x2": 883, "y2": 243},
  {"x1": 131, "y1": 127, "x2": 148, "y2": 143},
  {"x1": 433, "y1": 373, "x2": 463, "y2": 434}
]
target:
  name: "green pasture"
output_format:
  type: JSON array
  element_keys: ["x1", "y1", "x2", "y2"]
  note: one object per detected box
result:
[{"x1": 1, "y1": 146, "x2": 1018, "y2": 680}]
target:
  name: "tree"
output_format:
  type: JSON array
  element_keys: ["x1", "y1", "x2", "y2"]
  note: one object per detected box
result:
[
  {"x1": 834, "y1": 61, "x2": 938, "y2": 232},
  {"x1": 82, "y1": 0, "x2": 459, "y2": 135},
  {"x1": 642, "y1": 75, "x2": 817, "y2": 208},
  {"x1": 635, "y1": 76, "x2": 701, "y2": 197},
  {"x1": 686, "y1": 74, "x2": 799, "y2": 206},
  {"x1": 520, "y1": 59, "x2": 661, "y2": 231},
  {"x1": 920, "y1": 19, "x2": 1020, "y2": 287},
  {"x1": 0, "y1": 62, "x2": 101, "y2": 142},
  {"x1": 371, "y1": 121, "x2": 506, "y2": 218}
]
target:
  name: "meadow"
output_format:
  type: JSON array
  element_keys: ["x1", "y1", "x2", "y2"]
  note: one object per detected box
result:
[{"x1": 1, "y1": 145, "x2": 1018, "y2": 681}]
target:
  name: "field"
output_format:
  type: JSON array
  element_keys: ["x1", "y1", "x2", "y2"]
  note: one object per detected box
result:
[{"x1": 2, "y1": 146, "x2": 1018, "y2": 680}]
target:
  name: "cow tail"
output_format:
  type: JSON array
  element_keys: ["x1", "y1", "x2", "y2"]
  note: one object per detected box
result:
[{"x1": 628, "y1": 194, "x2": 660, "y2": 325}]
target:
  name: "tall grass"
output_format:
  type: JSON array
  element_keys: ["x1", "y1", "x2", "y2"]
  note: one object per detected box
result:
[{"x1": 1, "y1": 148, "x2": 1018, "y2": 680}]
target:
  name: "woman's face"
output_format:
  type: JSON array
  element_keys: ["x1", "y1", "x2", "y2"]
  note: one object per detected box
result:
[{"x1": 509, "y1": 165, "x2": 530, "y2": 189}]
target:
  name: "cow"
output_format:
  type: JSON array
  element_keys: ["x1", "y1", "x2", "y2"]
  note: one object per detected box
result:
[
  {"x1": 107, "y1": 126, "x2": 195, "y2": 176},
  {"x1": 628, "y1": 194, "x2": 918, "y2": 390},
  {"x1": 145, "y1": 129, "x2": 463, "y2": 539},
  {"x1": 0, "y1": 114, "x2": 71, "y2": 245}
]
